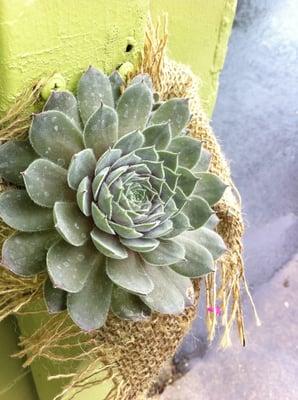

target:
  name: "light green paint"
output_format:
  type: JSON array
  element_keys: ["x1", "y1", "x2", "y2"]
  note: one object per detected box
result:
[
  {"x1": 17, "y1": 301, "x2": 114, "y2": 400},
  {"x1": 0, "y1": 0, "x2": 148, "y2": 114},
  {"x1": 0, "y1": 0, "x2": 235, "y2": 399},
  {"x1": 0, "y1": 317, "x2": 38, "y2": 400},
  {"x1": 150, "y1": 0, "x2": 237, "y2": 116}
]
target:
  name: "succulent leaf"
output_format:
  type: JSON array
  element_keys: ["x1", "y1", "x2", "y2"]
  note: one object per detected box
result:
[
  {"x1": 135, "y1": 146, "x2": 158, "y2": 161},
  {"x1": 77, "y1": 66, "x2": 114, "y2": 124},
  {"x1": 158, "y1": 150, "x2": 178, "y2": 171},
  {"x1": 184, "y1": 228, "x2": 226, "y2": 260},
  {"x1": 171, "y1": 237, "x2": 214, "y2": 278},
  {"x1": 30, "y1": 110, "x2": 84, "y2": 167},
  {"x1": 2, "y1": 231, "x2": 58, "y2": 276},
  {"x1": 76, "y1": 176, "x2": 92, "y2": 216},
  {"x1": 109, "y1": 71, "x2": 124, "y2": 105},
  {"x1": 83, "y1": 104, "x2": 118, "y2": 158},
  {"x1": 119, "y1": 237, "x2": 159, "y2": 253},
  {"x1": 166, "y1": 269, "x2": 194, "y2": 307},
  {"x1": 204, "y1": 214, "x2": 220, "y2": 229},
  {"x1": 117, "y1": 82, "x2": 153, "y2": 137},
  {"x1": 194, "y1": 172, "x2": 228, "y2": 205},
  {"x1": 150, "y1": 98, "x2": 190, "y2": 136},
  {"x1": 53, "y1": 202, "x2": 91, "y2": 246},
  {"x1": 95, "y1": 148, "x2": 122, "y2": 173},
  {"x1": 91, "y1": 228, "x2": 128, "y2": 259},
  {"x1": 139, "y1": 265, "x2": 185, "y2": 314},
  {"x1": 114, "y1": 130, "x2": 144, "y2": 155},
  {"x1": 0, "y1": 190, "x2": 53, "y2": 232},
  {"x1": 193, "y1": 148, "x2": 211, "y2": 173},
  {"x1": 129, "y1": 73, "x2": 153, "y2": 91},
  {"x1": 23, "y1": 159, "x2": 74, "y2": 208},
  {"x1": 67, "y1": 149, "x2": 96, "y2": 190},
  {"x1": 141, "y1": 239, "x2": 185, "y2": 266},
  {"x1": 0, "y1": 140, "x2": 37, "y2": 186},
  {"x1": 111, "y1": 286, "x2": 151, "y2": 320},
  {"x1": 142, "y1": 123, "x2": 171, "y2": 150},
  {"x1": 47, "y1": 240, "x2": 102, "y2": 293},
  {"x1": 106, "y1": 251, "x2": 153, "y2": 295},
  {"x1": 44, "y1": 278, "x2": 67, "y2": 314},
  {"x1": 44, "y1": 90, "x2": 82, "y2": 130},
  {"x1": 183, "y1": 195, "x2": 214, "y2": 230},
  {"x1": 67, "y1": 263, "x2": 113, "y2": 331},
  {"x1": 91, "y1": 202, "x2": 115, "y2": 234},
  {"x1": 163, "y1": 212, "x2": 192, "y2": 239},
  {"x1": 177, "y1": 167, "x2": 197, "y2": 197},
  {"x1": 168, "y1": 136, "x2": 201, "y2": 169}
]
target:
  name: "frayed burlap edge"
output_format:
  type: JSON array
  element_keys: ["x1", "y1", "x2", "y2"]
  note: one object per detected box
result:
[{"x1": 0, "y1": 17, "x2": 258, "y2": 400}]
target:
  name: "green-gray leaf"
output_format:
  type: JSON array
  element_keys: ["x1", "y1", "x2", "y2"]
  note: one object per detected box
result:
[
  {"x1": 53, "y1": 202, "x2": 91, "y2": 246},
  {"x1": 119, "y1": 237, "x2": 159, "y2": 253},
  {"x1": 83, "y1": 104, "x2": 118, "y2": 158},
  {"x1": 139, "y1": 265, "x2": 185, "y2": 314},
  {"x1": 194, "y1": 172, "x2": 228, "y2": 205},
  {"x1": 91, "y1": 228, "x2": 128, "y2": 259},
  {"x1": 47, "y1": 240, "x2": 102, "y2": 293},
  {"x1": 129, "y1": 73, "x2": 153, "y2": 91},
  {"x1": 76, "y1": 176, "x2": 92, "y2": 216},
  {"x1": 67, "y1": 263, "x2": 112, "y2": 331},
  {"x1": 168, "y1": 136, "x2": 201, "y2": 169},
  {"x1": 184, "y1": 228, "x2": 226, "y2": 260},
  {"x1": 171, "y1": 236, "x2": 214, "y2": 278},
  {"x1": 106, "y1": 251, "x2": 153, "y2": 295},
  {"x1": 142, "y1": 123, "x2": 171, "y2": 150},
  {"x1": 44, "y1": 90, "x2": 82, "y2": 130},
  {"x1": 193, "y1": 148, "x2": 211, "y2": 173},
  {"x1": 2, "y1": 230, "x2": 58, "y2": 276},
  {"x1": 91, "y1": 202, "x2": 115, "y2": 235},
  {"x1": 117, "y1": 82, "x2": 153, "y2": 137},
  {"x1": 109, "y1": 70, "x2": 124, "y2": 105},
  {"x1": 77, "y1": 66, "x2": 114, "y2": 124},
  {"x1": 0, "y1": 190, "x2": 53, "y2": 232},
  {"x1": 43, "y1": 278, "x2": 67, "y2": 314},
  {"x1": 177, "y1": 167, "x2": 198, "y2": 197},
  {"x1": 163, "y1": 212, "x2": 191, "y2": 239},
  {"x1": 204, "y1": 214, "x2": 220, "y2": 229},
  {"x1": 150, "y1": 98, "x2": 190, "y2": 136},
  {"x1": 111, "y1": 286, "x2": 151, "y2": 320},
  {"x1": 0, "y1": 140, "x2": 37, "y2": 186},
  {"x1": 140, "y1": 239, "x2": 185, "y2": 266},
  {"x1": 23, "y1": 159, "x2": 74, "y2": 208},
  {"x1": 183, "y1": 195, "x2": 214, "y2": 230},
  {"x1": 114, "y1": 130, "x2": 144, "y2": 155},
  {"x1": 29, "y1": 110, "x2": 84, "y2": 168},
  {"x1": 67, "y1": 149, "x2": 96, "y2": 190}
]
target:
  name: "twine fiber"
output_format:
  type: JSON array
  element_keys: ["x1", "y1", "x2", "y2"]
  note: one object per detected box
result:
[{"x1": 0, "y1": 20, "x2": 255, "y2": 400}]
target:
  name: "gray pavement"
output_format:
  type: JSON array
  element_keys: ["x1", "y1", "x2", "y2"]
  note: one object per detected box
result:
[
  {"x1": 160, "y1": 255, "x2": 298, "y2": 400},
  {"x1": 158, "y1": 0, "x2": 298, "y2": 398}
]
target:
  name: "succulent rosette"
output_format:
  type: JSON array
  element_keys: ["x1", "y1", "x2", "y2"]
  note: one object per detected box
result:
[{"x1": 0, "y1": 67, "x2": 227, "y2": 331}]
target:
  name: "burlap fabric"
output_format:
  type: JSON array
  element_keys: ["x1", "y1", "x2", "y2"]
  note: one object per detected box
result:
[{"x1": 0, "y1": 21, "x2": 254, "y2": 400}]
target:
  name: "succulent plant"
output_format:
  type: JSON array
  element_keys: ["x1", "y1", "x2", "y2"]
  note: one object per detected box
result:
[{"x1": 0, "y1": 67, "x2": 227, "y2": 331}]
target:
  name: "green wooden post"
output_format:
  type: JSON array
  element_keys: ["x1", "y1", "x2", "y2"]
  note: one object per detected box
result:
[{"x1": 0, "y1": 1, "x2": 236, "y2": 399}]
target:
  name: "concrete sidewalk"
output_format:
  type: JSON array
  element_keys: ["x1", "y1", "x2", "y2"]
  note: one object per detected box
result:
[{"x1": 158, "y1": 255, "x2": 298, "y2": 400}]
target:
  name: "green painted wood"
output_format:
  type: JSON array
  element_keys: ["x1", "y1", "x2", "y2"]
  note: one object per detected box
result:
[
  {"x1": 0, "y1": 0, "x2": 148, "y2": 114},
  {"x1": 0, "y1": 317, "x2": 38, "y2": 400},
  {"x1": 0, "y1": 1, "x2": 236, "y2": 399},
  {"x1": 150, "y1": 0, "x2": 237, "y2": 116}
]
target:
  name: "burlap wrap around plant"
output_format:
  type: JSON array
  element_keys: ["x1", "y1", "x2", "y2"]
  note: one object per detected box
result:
[{"x1": 0, "y1": 23, "x2": 254, "y2": 400}]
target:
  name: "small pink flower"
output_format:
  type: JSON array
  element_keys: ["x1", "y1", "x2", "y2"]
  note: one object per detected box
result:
[{"x1": 207, "y1": 306, "x2": 221, "y2": 316}]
